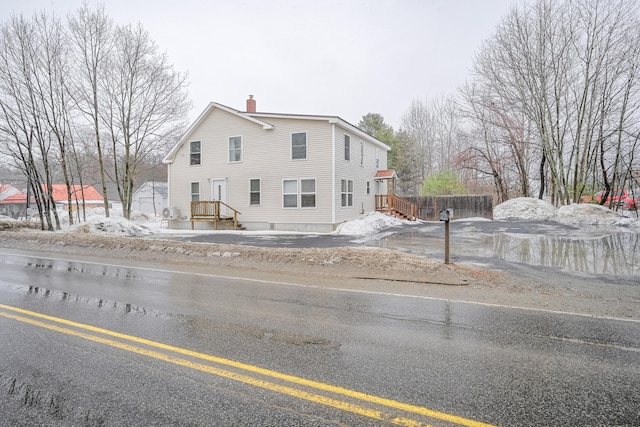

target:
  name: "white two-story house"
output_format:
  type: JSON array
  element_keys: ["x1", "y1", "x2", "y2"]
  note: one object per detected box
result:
[{"x1": 162, "y1": 97, "x2": 400, "y2": 232}]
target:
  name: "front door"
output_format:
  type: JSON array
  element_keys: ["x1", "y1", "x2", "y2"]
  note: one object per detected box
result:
[{"x1": 211, "y1": 179, "x2": 227, "y2": 215}]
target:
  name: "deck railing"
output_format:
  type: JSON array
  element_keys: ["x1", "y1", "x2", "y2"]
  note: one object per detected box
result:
[
  {"x1": 375, "y1": 194, "x2": 417, "y2": 220},
  {"x1": 190, "y1": 200, "x2": 241, "y2": 230}
]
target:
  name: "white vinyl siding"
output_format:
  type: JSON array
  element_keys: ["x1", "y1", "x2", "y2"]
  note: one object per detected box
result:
[
  {"x1": 333, "y1": 127, "x2": 388, "y2": 223},
  {"x1": 166, "y1": 107, "x2": 387, "y2": 229},
  {"x1": 229, "y1": 136, "x2": 242, "y2": 162}
]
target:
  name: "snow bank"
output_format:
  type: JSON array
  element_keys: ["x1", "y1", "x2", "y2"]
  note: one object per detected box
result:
[
  {"x1": 70, "y1": 213, "x2": 152, "y2": 237},
  {"x1": 556, "y1": 204, "x2": 629, "y2": 225},
  {"x1": 494, "y1": 197, "x2": 640, "y2": 230},
  {"x1": 494, "y1": 197, "x2": 557, "y2": 221},
  {"x1": 9, "y1": 197, "x2": 638, "y2": 238},
  {"x1": 332, "y1": 212, "x2": 407, "y2": 236}
]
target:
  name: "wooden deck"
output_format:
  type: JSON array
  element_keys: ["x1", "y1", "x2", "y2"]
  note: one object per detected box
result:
[{"x1": 190, "y1": 201, "x2": 242, "y2": 230}]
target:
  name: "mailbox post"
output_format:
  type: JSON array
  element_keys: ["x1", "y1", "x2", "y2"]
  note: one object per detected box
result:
[{"x1": 439, "y1": 209, "x2": 453, "y2": 264}]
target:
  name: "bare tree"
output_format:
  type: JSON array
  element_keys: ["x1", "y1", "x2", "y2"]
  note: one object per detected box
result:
[
  {"x1": 466, "y1": 0, "x2": 640, "y2": 205},
  {"x1": 68, "y1": 3, "x2": 114, "y2": 216},
  {"x1": 101, "y1": 23, "x2": 190, "y2": 219},
  {"x1": 0, "y1": 14, "x2": 66, "y2": 230},
  {"x1": 30, "y1": 11, "x2": 78, "y2": 226}
]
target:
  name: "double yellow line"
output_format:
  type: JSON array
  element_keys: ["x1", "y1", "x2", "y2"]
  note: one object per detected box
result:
[{"x1": 0, "y1": 303, "x2": 497, "y2": 427}]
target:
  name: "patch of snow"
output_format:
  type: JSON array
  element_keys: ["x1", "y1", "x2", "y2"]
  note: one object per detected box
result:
[
  {"x1": 556, "y1": 204, "x2": 626, "y2": 225},
  {"x1": 332, "y1": 212, "x2": 409, "y2": 236},
  {"x1": 10, "y1": 197, "x2": 638, "y2": 239},
  {"x1": 71, "y1": 216, "x2": 152, "y2": 237},
  {"x1": 455, "y1": 217, "x2": 493, "y2": 222},
  {"x1": 493, "y1": 197, "x2": 640, "y2": 231},
  {"x1": 494, "y1": 197, "x2": 557, "y2": 221}
]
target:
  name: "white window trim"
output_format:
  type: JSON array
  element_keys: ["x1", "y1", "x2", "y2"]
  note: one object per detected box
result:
[
  {"x1": 291, "y1": 131, "x2": 308, "y2": 161},
  {"x1": 341, "y1": 179, "x2": 354, "y2": 207},
  {"x1": 189, "y1": 140, "x2": 202, "y2": 166},
  {"x1": 190, "y1": 181, "x2": 200, "y2": 202},
  {"x1": 344, "y1": 134, "x2": 351, "y2": 161},
  {"x1": 249, "y1": 178, "x2": 261, "y2": 206},
  {"x1": 300, "y1": 178, "x2": 317, "y2": 209},
  {"x1": 228, "y1": 135, "x2": 243, "y2": 163},
  {"x1": 282, "y1": 178, "x2": 317, "y2": 209},
  {"x1": 282, "y1": 179, "x2": 298, "y2": 208}
]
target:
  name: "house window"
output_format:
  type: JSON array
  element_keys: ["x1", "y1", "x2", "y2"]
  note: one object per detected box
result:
[
  {"x1": 291, "y1": 132, "x2": 307, "y2": 160},
  {"x1": 300, "y1": 179, "x2": 316, "y2": 208},
  {"x1": 250, "y1": 179, "x2": 260, "y2": 205},
  {"x1": 190, "y1": 141, "x2": 201, "y2": 165},
  {"x1": 229, "y1": 136, "x2": 242, "y2": 162},
  {"x1": 366, "y1": 181, "x2": 370, "y2": 195},
  {"x1": 360, "y1": 141, "x2": 364, "y2": 166},
  {"x1": 191, "y1": 181, "x2": 200, "y2": 202},
  {"x1": 341, "y1": 179, "x2": 353, "y2": 207},
  {"x1": 344, "y1": 135, "x2": 351, "y2": 161},
  {"x1": 283, "y1": 179, "x2": 298, "y2": 207},
  {"x1": 375, "y1": 148, "x2": 380, "y2": 169}
]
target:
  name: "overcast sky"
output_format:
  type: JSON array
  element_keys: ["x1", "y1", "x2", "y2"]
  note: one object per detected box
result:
[{"x1": 1, "y1": 0, "x2": 516, "y2": 130}]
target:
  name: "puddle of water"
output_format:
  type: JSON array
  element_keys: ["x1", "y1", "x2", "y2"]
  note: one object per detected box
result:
[{"x1": 366, "y1": 230, "x2": 640, "y2": 276}]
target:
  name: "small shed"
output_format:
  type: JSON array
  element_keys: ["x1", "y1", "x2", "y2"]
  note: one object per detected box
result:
[{"x1": 132, "y1": 182, "x2": 168, "y2": 216}]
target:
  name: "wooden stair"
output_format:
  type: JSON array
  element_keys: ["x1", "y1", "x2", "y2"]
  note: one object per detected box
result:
[
  {"x1": 375, "y1": 194, "x2": 417, "y2": 221},
  {"x1": 190, "y1": 201, "x2": 243, "y2": 230}
]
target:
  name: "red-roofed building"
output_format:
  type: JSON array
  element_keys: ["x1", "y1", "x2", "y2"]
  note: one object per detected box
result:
[
  {"x1": 46, "y1": 184, "x2": 104, "y2": 211},
  {"x1": 0, "y1": 186, "x2": 33, "y2": 218},
  {"x1": 0, "y1": 184, "x2": 104, "y2": 218},
  {"x1": 0, "y1": 183, "x2": 22, "y2": 201}
]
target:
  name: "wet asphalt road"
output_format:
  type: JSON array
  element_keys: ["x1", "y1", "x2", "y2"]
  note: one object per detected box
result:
[{"x1": 0, "y1": 249, "x2": 639, "y2": 426}]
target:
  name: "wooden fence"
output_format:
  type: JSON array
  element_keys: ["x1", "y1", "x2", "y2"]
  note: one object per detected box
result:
[{"x1": 405, "y1": 195, "x2": 493, "y2": 221}]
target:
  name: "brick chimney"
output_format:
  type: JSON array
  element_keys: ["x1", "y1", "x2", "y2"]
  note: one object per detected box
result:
[{"x1": 246, "y1": 95, "x2": 256, "y2": 113}]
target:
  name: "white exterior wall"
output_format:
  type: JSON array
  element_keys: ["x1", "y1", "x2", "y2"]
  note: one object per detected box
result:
[
  {"x1": 167, "y1": 109, "x2": 335, "y2": 230},
  {"x1": 166, "y1": 106, "x2": 390, "y2": 231},
  {"x1": 333, "y1": 125, "x2": 387, "y2": 224}
]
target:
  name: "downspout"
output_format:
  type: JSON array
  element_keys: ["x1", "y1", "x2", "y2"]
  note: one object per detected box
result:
[{"x1": 331, "y1": 123, "x2": 336, "y2": 225}]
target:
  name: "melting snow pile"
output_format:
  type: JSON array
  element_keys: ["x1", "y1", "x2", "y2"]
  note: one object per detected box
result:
[
  {"x1": 556, "y1": 204, "x2": 635, "y2": 226},
  {"x1": 494, "y1": 197, "x2": 557, "y2": 221},
  {"x1": 333, "y1": 212, "x2": 407, "y2": 236},
  {"x1": 494, "y1": 197, "x2": 640, "y2": 230},
  {"x1": 70, "y1": 209, "x2": 153, "y2": 237}
]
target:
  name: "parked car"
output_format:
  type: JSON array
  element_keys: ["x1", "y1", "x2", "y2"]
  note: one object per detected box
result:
[{"x1": 594, "y1": 189, "x2": 639, "y2": 210}]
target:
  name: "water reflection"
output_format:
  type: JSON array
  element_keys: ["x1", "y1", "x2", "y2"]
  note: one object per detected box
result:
[
  {"x1": 491, "y1": 233, "x2": 640, "y2": 275},
  {"x1": 367, "y1": 230, "x2": 640, "y2": 276}
]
